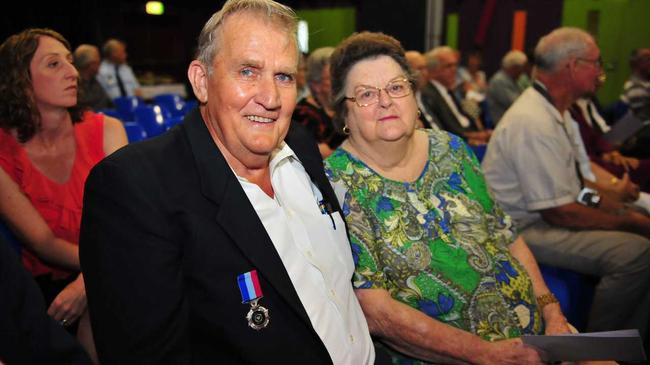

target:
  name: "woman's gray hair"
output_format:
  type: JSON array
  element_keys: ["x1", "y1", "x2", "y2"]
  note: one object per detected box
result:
[
  {"x1": 195, "y1": 0, "x2": 298, "y2": 73},
  {"x1": 534, "y1": 27, "x2": 594, "y2": 72},
  {"x1": 306, "y1": 47, "x2": 334, "y2": 85}
]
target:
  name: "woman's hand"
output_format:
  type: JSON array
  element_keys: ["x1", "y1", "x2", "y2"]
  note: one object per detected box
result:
[
  {"x1": 602, "y1": 151, "x2": 639, "y2": 171},
  {"x1": 542, "y1": 303, "x2": 572, "y2": 335},
  {"x1": 478, "y1": 338, "x2": 543, "y2": 365},
  {"x1": 47, "y1": 273, "x2": 87, "y2": 326}
]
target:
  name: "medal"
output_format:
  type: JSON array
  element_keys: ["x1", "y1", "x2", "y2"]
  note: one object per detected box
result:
[{"x1": 237, "y1": 270, "x2": 270, "y2": 330}]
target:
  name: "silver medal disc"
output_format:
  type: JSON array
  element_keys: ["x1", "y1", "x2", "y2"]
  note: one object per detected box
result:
[{"x1": 246, "y1": 304, "x2": 270, "y2": 330}]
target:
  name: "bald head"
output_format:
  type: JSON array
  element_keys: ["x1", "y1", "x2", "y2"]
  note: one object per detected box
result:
[
  {"x1": 405, "y1": 50, "x2": 427, "y2": 88},
  {"x1": 102, "y1": 38, "x2": 127, "y2": 64},
  {"x1": 425, "y1": 46, "x2": 458, "y2": 89},
  {"x1": 501, "y1": 50, "x2": 527, "y2": 79},
  {"x1": 534, "y1": 27, "x2": 595, "y2": 73},
  {"x1": 74, "y1": 44, "x2": 101, "y2": 79}
]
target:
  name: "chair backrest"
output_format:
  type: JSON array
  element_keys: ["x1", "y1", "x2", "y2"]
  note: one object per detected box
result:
[
  {"x1": 113, "y1": 96, "x2": 143, "y2": 121},
  {"x1": 133, "y1": 105, "x2": 169, "y2": 137},
  {"x1": 153, "y1": 93, "x2": 186, "y2": 118},
  {"x1": 122, "y1": 121, "x2": 148, "y2": 142},
  {"x1": 99, "y1": 108, "x2": 125, "y2": 121},
  {"x1": 0, "y1": 219, "x2": 21, "y2": 255}
]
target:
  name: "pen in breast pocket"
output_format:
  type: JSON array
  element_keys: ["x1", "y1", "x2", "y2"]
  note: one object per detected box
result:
[{"x1": 318, "y1": 199, "x2": 336, "y2": 230}]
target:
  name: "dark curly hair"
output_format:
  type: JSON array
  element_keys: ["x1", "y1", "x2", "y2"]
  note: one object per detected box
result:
[
  {"x1": 0, "y1": 28, "x2": 83, "y2": 143},
  {"x1": 329, "y1": 31, "x2": 415, "y2": 133}
]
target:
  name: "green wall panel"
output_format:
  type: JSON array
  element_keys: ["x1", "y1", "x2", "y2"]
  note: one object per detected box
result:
[
  {"x1": 296, "y1": 8, "x2": 356, "y2": 52},
  {"x1": 563, "y1": 0, "x2": 650, "y2": 105},
  {"x1": 446, "y1": 13, "x2": 459, "y2": 50}
]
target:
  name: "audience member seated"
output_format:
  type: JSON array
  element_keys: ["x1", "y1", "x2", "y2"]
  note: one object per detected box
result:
[
  {"x1": 486, "y1": 50, "x2": 528, "y2": 125},
  {"x1": 0, "y1": 235, "x2": 92, "y2": 364},
  {"x1": 458, "y1": 49, "x2": 487, "y2": 98},
  {"x1": 457, "y1": 49, "x2": 488, "y2": 123},
  {"x1": 0, "y1": 28, "x2": 128, "y2": 364},
  {"x1": 619, "y1": 47, "x2": 650, "y2": 158},
  {"x1": 325, "y1": 31, "x2": 570, "y2": 365},
  {"x1": 405, "y1": 50, "x2": 439, "y2": 129},
  {"x1": 482, "y1": 27, "x2": 650, "y2": 342},
  {"x1": 296, "y1": 51, "x2": 309, "y2": 101},
  {"x1": 421, "y1": 46, "x2": 491, "y2": 145},
  {"x1": 79, "y1": 1, "x2": 380, "y2": 363},
  {"x1": 570, "y1": 97, "x2": 650, "y2": 194},
  {"x1": 292, "y1": 46, "x2": 345, "y2": 158},
  {"x1": 73, "y1": 44, "x2": 113, "y2": 111},
  {"x1": 622, "y1": 48, "x2": 650, "y2": 121},
  {"x1": 97, "y1": 38, "x2": 142, "y2": 99}
]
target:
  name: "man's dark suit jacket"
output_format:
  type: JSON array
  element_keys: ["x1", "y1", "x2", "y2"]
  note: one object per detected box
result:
[
  {"x1": 420, "y1": 82, "x2": 479, "y2": 137},
  {"x1": 80, "y1": 109, "x2": 338, "y2": 364}
]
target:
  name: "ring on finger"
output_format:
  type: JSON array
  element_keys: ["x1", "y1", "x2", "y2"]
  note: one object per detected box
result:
[{"x1": 60, "y1": 318, "x2": 69, "y2": 326}]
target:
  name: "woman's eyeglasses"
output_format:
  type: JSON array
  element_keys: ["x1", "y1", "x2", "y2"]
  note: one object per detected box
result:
[{"x1": 344, "y1": 78, "x2": 412, "y2": 107}]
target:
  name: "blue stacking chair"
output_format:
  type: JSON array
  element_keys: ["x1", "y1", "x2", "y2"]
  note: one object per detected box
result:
[
  {"x1": 113, "y1": 96, "x2": 143, "y2": 121},
  {"x1": 99, "y1": 108, "x2": 125, "y2": 121},
  {"x1": 154, "y1": 93, "x2": 186, "y2": 118},
  {"x1": 182, "y1": 99, "x2": 198, "y2": 115},
  {"x1": 0, "y1": 219, "x2": 21, "y2": 255},
  {"x1": 539, "y1": 264, "x2": 597, "y2": 332},
  {"x1": 123, "y1": 121, "x2": 148, "y2": 142},
  {"x1": 133, "y1": 105, "x2": 169, "y2": 137},
  {"x1": 469, "y1": 143, "x2": 487, "y2": 162}
]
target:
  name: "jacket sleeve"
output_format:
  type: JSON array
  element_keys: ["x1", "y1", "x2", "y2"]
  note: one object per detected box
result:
[{"x1": 79, "y1": 156, "x2": 190, "y2": 364}]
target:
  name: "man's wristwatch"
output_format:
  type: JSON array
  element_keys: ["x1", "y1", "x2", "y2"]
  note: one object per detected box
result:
[{"x1": 576, "y1": 187, "x2": 601, "y2": 208}]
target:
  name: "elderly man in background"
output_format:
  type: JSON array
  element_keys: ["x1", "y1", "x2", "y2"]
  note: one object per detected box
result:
[
  {"x1": 622, "y1": 47, "x2": 650, "y2": 121},
  {"x1": 80, "y1": 0, "x2": 378, "y2": 363},
  {"x1": 405, "y1": 50, "x2": 439, "y2": 129},
  {"x1": 482, "y1": 27, "x2": 650, "y2": 341},
  {"x1": 292, "y1": 47, "x2": 345, "y2": 157},
  {"x1": 420, "y1": 46, "x2": 491, "y2": 145},
  {"x1": 96, "y1": 38, "x2": 141, "y2": 99},
  {"x1": 486, "y1": 50, "x2": 528, "y2": 124},
  {"x1": 73, "y1": 44, "x2": 113, "y2": 111}
]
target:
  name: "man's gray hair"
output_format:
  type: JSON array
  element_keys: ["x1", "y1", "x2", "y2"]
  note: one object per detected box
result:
[
  {"x1": 195, "y1": 0, "x2": 297, "y2": 72},
  {"x1": 424, "y1": 46, "x2": 455, "y2": 70},
  {"x1": 534, "y1": 27, "x2": 594, "y2": 72},
  {"x1": 501, "y1": 50, "x2": 527, "y2": 69},
  {"x1": 74, "y1": 44, "x2": 99, "y2": 70},
  {"x1": 101, "y1": 38, "x2": 124, "y2": 58},
  {"x1": 306, "y1": 47, "x2": 334, "y2": 85}
]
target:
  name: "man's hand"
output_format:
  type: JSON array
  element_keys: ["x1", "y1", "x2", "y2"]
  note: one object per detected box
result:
[{"x1": 609, "y1": 173, "x2": 640, "y2": 202}]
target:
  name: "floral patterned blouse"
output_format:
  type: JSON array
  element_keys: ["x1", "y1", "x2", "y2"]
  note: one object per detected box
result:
[{"x1": 324, "y1": 129, "x2": 543, "y2": 364}]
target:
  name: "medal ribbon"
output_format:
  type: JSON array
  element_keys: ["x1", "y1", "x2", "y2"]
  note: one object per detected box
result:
[{"x1": 237, "y1": 270, "x2": 263, "y2": 303}]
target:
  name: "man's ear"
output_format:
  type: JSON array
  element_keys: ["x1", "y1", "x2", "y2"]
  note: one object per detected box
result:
[{"x1": 188, "y1": 60, "x2": 209, "y2": 104}]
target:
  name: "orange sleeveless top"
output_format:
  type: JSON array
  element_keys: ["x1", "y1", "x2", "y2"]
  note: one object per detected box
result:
[{"x1": 0, "y1": 112, "x2": 105, "y2": 278}]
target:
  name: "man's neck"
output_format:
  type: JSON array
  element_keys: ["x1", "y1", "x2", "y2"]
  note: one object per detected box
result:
[{"x1": 535, "y1": 75, "x2": 576, "y2": 113}]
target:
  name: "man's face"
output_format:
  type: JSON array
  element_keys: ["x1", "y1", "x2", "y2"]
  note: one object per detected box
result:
[
  {"x1": 572, "y1": 41, "x2": 603, "y2": 97},
  {"x1": 199, "y1": 12, "x2": 297, "y2": 167},
  {"x1": 405, "y1": 52, "x2": 427, "y2": 89},
  {"x1": 635, "y1": 48, "x2": 650, "y2": 80},
  {"x1": 111, "y1": 42, "x2": 127, "y2": 64},
  {"x1": 430, "y1": 51, "x2": 458, "y2": 90}
]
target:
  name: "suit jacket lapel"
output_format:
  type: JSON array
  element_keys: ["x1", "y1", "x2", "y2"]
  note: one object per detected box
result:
[{"x1": 181, "y1": 109, "x2": 313, "y2": 327}]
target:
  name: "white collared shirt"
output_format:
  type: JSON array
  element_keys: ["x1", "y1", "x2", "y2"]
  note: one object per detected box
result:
[
  {"x1": 576, "y1": 98, "x2": 611, "y2": 133},
  {"x1": 431, "y1": 79, "x2": 471, "y2": 128},
  {"x1": 236, "y1": 143, "x2": 374, "y2": 365}
]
